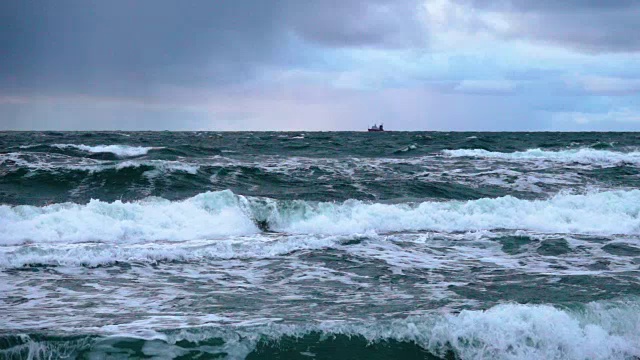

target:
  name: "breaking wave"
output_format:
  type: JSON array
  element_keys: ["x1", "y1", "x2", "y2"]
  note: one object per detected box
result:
[
  {"x1": 51, "y1": 144, "x2": 159, "y2": 157},
  {"x1": 443, "y1": 148, "x2": 640, "y2": 165},
  {"x1": 0, "y1": 191, "x2": 256, "y2": 245},
  {"x1": 2, "y1": 300, "x2": 638, "y2": 360},
  {"x1": 2, "y1": 189, "x2": 640, "y2": 246}
]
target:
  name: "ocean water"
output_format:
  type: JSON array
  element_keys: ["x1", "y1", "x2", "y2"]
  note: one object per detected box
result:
[{"x1": 1, "y1": 131, "x2": 640, "y2": 359}]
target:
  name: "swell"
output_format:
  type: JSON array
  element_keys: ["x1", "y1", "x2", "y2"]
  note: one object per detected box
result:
[
  {"x1": 2, "y1": 300, "x2": 638, "y2": 360},
  {"x1": 0, "y1": 152, "x2": 204, "y2": 205},
  {"x1": 7, "y1": 146, "x2": 640, "y2": 206},
  {"x1": 14, "y1": 143, "x2": 228, "y2": 159},
  {"x1": 1, "y1": 152, "x2": 541, "y2": 205},
  {"x1": 2, "y1": 189, "x2": 640, "y2": 246}
]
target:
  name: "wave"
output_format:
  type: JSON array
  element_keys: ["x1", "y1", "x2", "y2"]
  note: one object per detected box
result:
[
  {"x1": 114, "y1": 160, "x2": 199, "y2": 174},
  {"x1": 443, "y1": 148, "x2": 640, "y2": 165},
  {"x1": 259, "y1": 189, "x2": 639, "y2": 236},
  {"x1": 0, "y1": 152, "x2": 199, "y2": 175},
  {"x1": 2, "y1": 300, "x2": 638, "y2": 360},
  {"x1": 51, "y1": 144, "x2": 159, "y2": 157},
  {"x1": 0, "y1": 191, "x2": 254, "y2": 245},
  {"x1": 0, "y1": 152, "x2": 104, "y2": 171},
  {"x1": 2, "y1": 189, "x2": 640, "y2": 246}
]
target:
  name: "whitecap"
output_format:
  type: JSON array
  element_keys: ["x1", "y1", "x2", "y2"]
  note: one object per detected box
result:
[
  {"x1": 14, "y1": 300, "x2": 634, "y2": 360},
  {"x1": 52, "y1": 144, "x2": 161, "y2": 158},
  {"x1": 443, "y1": 148, "x2": 640, "y2": 165},
  {"x1": 0, "y1": 190, "x2": 257, "y2": 245},
  {"x1": 2, "y1": 190, "x2": 640, "y2": 246}
]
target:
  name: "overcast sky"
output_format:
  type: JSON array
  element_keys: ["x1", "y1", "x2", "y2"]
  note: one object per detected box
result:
[{"x1": 1, "y1": 0, "x2": 639, "y2": 130}]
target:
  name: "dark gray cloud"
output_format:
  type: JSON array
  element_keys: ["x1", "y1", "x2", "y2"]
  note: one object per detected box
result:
[
  {"x1": 1, "y1": 1, "x2": 281, "y2": 93},
  {"x1": 0, "y1": 0, "x2": 423, "y2": 97},
  {"x1": 284, "y1": 0, "x2": 424, "y2": 47},
  {"x1": 457, "y1": 0, "x2": 640, "y2": 52}
]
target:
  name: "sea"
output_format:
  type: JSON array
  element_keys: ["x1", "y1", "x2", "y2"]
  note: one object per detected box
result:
[{"x1": 1, "y1": 131, "x2": 639, "y2": 359}]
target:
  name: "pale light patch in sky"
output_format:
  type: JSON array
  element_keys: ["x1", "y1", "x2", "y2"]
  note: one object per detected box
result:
[
  {"x1": 423, "y1": 0, "x2": 512, "y2": 52},
  {"x1": 454, "y1": 80, "x2": 517, "y2": 94},
  {"x1": 552, "y1": 108, "x2": 640, "y2": 126},
  {"x1": 570, "y1": 76, "x2": 640, "y2": 95}
]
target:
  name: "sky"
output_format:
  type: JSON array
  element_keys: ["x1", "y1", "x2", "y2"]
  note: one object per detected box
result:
[{"x1": 1, "y1": 0, "x2": 639, "y2": 131}]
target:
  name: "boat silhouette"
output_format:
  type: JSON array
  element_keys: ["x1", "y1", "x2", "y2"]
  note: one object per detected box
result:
[{"x1": 368, "y1": 124, "x2": 384, "y2": 132}]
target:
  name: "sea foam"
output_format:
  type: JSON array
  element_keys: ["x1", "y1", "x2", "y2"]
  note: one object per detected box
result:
[
  {"x1": 0, "y1": 235, "x2": 341, "y2": 267},
  {"x1": 310, "y1": 300, "x2": 640, "y2": 360},
  {"x1": 261, "y1": 189, "x2": 640, "y2": 236},
  {"x1": 5, "y1": 301, "x2": 637, "y2": 360},
  {"x1": 2, "y1": 190, "x2": 640, "y2": 245},
  {"x1": 0, "y1": 190, "x2": 258, "y2": 245},
  {"x1": 443, "y1": 148, "x2": 640, "y2": 165}
]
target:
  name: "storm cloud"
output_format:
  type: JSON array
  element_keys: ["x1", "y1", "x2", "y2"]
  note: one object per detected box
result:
[
  {"x1": 455, "y1": 0, "x2": 640, "y2": 52},
  {"x1": 1, "y1": 0, "x2": 639, "y2": 130},
  {"x1": 0, "y1": 0, "x2": 424, "y2": 95}
]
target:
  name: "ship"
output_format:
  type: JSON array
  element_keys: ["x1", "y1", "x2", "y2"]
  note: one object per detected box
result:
[{"x1": 368, "y1": 124, "x2": 384, "y2": 132}]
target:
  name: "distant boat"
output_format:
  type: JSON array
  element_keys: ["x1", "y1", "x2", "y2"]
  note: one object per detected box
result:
[{"x1": 368, "y1": 124, "x2": 385, "y2": 132}]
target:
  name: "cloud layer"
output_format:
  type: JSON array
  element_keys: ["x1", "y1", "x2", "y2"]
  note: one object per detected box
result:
[
  {"x1": 459, "y1": 0, "x2": 640, "y2": 52},
  {"x1": 1, "y1": 0, "x2": 639, "y2": 130}
]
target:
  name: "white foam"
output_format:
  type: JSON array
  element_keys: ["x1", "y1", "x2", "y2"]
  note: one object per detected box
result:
[
  {"x1": 6, "y1": 300, "x2": 639, "y2": 360},
  {"x1": 115, "y1": 160, "x2": 200, "y2": 174},
  {"x1": 0, "y1": 152, "x2": 106, "y2": 172},
  {"x1": 443, "y1": 148, "x2": 640, "y2": 165},
  {"x1": 110, "y1": 300, "x2": 640, "y2": 360},
  {"x1": 52, "y1": 144, "x2": 159, "y2": 157},
  {"x1": 0, "y1": 190, "x2": 258, "y2": 245},
  {"x1": 2, "y1": 190, "x2": 640, "y2": 246},
  {"x1": 264, "y1": 190, "x2": 640, "y2": 236},
  {"x1": 327, "y1": 300, "x2": 640, "y2": 360},
  {"x1": 426, "y1": 303, "x2": 637, "y2": 359},
  {"x1": 0, "y1": 235, "x2": 340, "y2": 267}
]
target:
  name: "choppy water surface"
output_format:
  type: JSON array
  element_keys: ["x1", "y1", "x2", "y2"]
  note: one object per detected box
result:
[{"x1": 1, "y1": 131, "x2": 640, "y2": 359}]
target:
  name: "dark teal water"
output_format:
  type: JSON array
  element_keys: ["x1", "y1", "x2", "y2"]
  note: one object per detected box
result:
[{"x1": 1, "y1": 132, "x2": 640, "y2": 359}]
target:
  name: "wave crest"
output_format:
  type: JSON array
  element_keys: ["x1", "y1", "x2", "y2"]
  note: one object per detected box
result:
[
  {"x1": 51, "y1": 144, "x2": 159, "y2": 157},
  {"x1": 443, "y1": 148, "x2": 640, "y2": 165},
  {"x1": 0, "y1": 190, "x2": 257, "y2": 245},
  {"x1": 2, "y1": 190, "x2": 640, "y2": 245}
]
